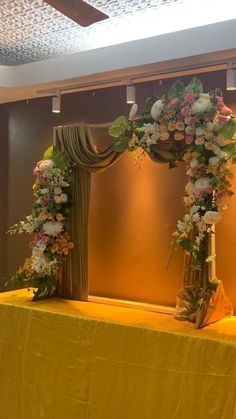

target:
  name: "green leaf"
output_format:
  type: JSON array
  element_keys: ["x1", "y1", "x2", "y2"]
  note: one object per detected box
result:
[
  {"x1": 167, "y1": 81, "x2": 185, "y2": 99},
  {"x1": 219, "y1": 119, "x2": 236, "y2": 140},
  {"x1": 43, "y1": 145, "x2": 55, "y2": 160},
  {"x1": 179, "y1": 239, "x2": 192, "y2": 252},
  {"x1": 185, "y1": 77, "x2": 203, "y2": 94},
  {"x1": 223, "y1": 142, "x2": 236, "y2": 155},
  {"x1": 109, "y1": 116, "x2": 128, "y2": 138},
  {"x1": 113, "y1": 135, "x2": 130, "y2": 152},
  {"x1": 206, "y1": 255, "x2": 216, "y2": 263}
]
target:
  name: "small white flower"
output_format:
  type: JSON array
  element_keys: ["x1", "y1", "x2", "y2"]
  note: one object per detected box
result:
[
  {"x1": 54, "y1": 195, "x2": 62, "y2": 204},
  {"x1": 203, "y1": 211, "x2": 221, "y2": 224},
  {"x1": 185, "y1": 182, "x2": 195, "y2": 195},
  {"x1": 190, "y1": 159, "x2": 199, "y2": 168},
  {"x1": 196, "y1": 127, "x2": 205, "y2": 136},
  {"x1": 206, "y1": 122, "x2": 214, "y2": 130},
  {"x1": 185, "y1": 126, "x2": 194, "y2": 135},
  {"x1": 41, "y1": 188, "x2": 49, "y2": 195},
  {"x1": 129, "y1": 103, "x2": 138, "y2": 120},
  {"x1": 54, "y1": 187, "x2": 62, "y2": 195},
  {"x1": 151, "y1": 100, "x2": 164, "y2": 120},
  {"x1": 43, "y1": 221, "x2": 63, "y2": 236},
  {"x1": 184, "y1": 116, "x2": 191, "y2": 125},
  {"x1": 208, "y1": 157, "x2": 219, "y2": 167}
]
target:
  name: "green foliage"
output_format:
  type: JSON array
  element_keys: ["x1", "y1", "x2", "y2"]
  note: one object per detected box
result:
[
  {"x1": 219, "y1": 119, "x2": 236, "y2": 140},
  {"x1": 179, "y1": 239, "x2": 192, "y2": 252},
  {"x1": 113, "y1": 135, "x2": 130, "y2": 152},
  {"x1": 167, "y1": 81, "x2": 185, "y2": 99},
  {"x1": 185, "y1": 77, "x2": 203, "y2": 95},
  {"x1": 109, "y1": 116, "x2": 128, "y2": 138},
  {"x1": 44, "y1": 145, "x2": 71, "y2": 171}
]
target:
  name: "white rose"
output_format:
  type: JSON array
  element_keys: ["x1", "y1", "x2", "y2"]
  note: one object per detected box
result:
[
  {"x1": 41, "y1": 188, "x2": 49, "y2": 195},
  {"x1": 39, "y1": 159, "x2": 54, "y2": 173},
  {"x1": 190, "y1": 159, "x2": 199, "y2": 168},
  {"x1": 151, "y1": 100, "x2": 164, "y2": 120},
  {"x1": 129, "y1": 103, "x2": 138, "y2": 120},
  {"x1": 184, "y1": 116, "x2": 191, "y2": 125},
  {"x1": 60, "y1": 193, "x2": 68, "y2": 203},
  {"x1": 54, "y1": 187, "x2": 62, "y2": 195},
  {"x1": 192, "y1": 98, "x2": 211, "y2": 114},
  {"x1": 196, "y1": 127, "x2": 205, "y2": 136},
  {"x1": 43, "y1": 221, "x2": 63, "y2": 236},
  {"x1": 185, "y1": 126, "x2": 194, "y2": 135},
  {"x1": 208, "y1": 157, "x2": 219, "y2": 167},
  {"x1": 194, "y1": 177, "x2": 210, "y2": 190},
  {"x1": 203, "y1": 211, "x2": 221, "y2": 224},
  {"x1": 54, "y1": 195, "x2": 62, "y2": 204}
]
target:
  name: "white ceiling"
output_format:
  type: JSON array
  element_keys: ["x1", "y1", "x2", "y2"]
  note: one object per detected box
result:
[{"x1": 1, "y1": 0, "x2": 236, "y2": 66}]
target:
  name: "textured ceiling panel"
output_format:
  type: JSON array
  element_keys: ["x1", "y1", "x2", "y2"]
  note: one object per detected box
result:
[{"x1": 0, "y1": 0, "x2": 235, "y2": 66}]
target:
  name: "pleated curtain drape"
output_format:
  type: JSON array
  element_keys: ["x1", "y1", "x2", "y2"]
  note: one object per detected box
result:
[{"x1": 55, "y1": 123, "x2": 122, "y2": 300}]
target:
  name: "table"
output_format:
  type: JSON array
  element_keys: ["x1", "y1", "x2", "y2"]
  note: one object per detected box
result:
[{"x1": 0, "y1": 290, "x2": 235, "y2": 419}]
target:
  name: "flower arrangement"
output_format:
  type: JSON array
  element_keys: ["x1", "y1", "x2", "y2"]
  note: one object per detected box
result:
[
  {"x1": 109, "y1": 78, "x2": 236, "y2": 327},
  {"x1": 8, "y1": 146, "x2": 73, "y2": 300}
]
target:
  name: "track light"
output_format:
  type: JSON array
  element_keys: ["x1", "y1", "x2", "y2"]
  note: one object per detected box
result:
[
  {"x1": 226, "y1": 64, "x2": 236, "y2": 91},
  {"x1": 52, "y1": 93, "x2": 61, "y2": 113},
  {"x1": 126, "y1": 83, "x2": 136, "y2": 104}
]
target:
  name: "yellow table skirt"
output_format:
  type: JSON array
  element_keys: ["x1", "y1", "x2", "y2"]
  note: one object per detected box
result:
[{"x1": 0, "y1": 290, "x2": 236, "y2": 419}]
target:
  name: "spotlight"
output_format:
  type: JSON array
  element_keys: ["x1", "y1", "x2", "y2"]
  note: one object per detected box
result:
[
  {"x1": 226, "y1": 64, "x2": 236, "y2": 91},
  {"x1": 126, "y1": 83, "x2": 136, "y2": 104},
  {"x1": 52, "y1": 93, "x2": 61, "y2": 113}
]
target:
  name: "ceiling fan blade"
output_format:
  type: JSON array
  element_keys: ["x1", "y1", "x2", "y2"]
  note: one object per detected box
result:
[{"x1": 44, "y1": 0, "x2": 109, "y2": 27}]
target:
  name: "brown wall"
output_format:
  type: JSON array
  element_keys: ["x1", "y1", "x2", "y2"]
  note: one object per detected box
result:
[{"x1": 1, "y1": 70, "x2": 236, "y2": 308}]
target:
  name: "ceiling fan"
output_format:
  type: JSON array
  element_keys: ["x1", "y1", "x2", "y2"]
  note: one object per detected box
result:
[{"x1": 44, "y1": 0, "x2": 109, "y2": 27}]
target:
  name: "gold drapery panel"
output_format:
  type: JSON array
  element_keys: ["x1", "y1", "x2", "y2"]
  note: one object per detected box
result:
[{"x1": 56, "y1": 124, "x2": 122, "y2": 300}]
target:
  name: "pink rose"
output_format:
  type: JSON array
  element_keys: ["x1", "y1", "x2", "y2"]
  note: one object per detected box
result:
[
  {"x1": 218, "y1": 115, "x2": 229, "y2": 124},
  {"x1": 184, "y1": 93, "x2": 195, "y2": 103},
  {"x1": 186, "y1": 135, "x2": 194, "y2": 144},
  {"x1": 181, "y1": 106, "x2": 191, "y2": 117},
  {"x1": 169, "y1": 98, "x2": 178, "y2": 107},
  {"x1": 190, "y1": 116, "x2": 197, "y2": 125},
  {"x1": 176, "y1": 115, "x2": 184, "y2": 122}
]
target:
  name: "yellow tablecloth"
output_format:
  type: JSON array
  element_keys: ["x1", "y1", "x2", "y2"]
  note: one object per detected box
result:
[{"x1": 0, "y1": 290, "x2": 236, "y2": 419}]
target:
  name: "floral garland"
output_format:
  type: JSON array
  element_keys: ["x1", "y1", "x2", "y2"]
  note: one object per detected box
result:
[
  {"x1": 109, "y1": 78, "x2": 236, "y2": 327},
  {"x1": 8, "y1": 146, "x2": 73, "y2": 300}
]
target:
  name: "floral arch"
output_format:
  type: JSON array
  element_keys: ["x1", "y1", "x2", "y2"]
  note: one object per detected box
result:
[{"x1": 9, "y1": 78, "x2": 236, "y2": 328}]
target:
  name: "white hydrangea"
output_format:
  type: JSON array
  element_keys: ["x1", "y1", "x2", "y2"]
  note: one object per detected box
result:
[
  {"x1": 192, "y1": 98, "x2": 211, "y2": 114},
  {"x1": 194, "y1": 177, "x2": 211, "y2": 190},
  {"x1": 43, "y1": 221, "x2": 63, "y2": 236}
]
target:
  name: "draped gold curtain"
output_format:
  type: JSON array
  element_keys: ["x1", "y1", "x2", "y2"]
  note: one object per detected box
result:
[{"x1": 55, "y1": 124, "x2": 122, "y2": 300}]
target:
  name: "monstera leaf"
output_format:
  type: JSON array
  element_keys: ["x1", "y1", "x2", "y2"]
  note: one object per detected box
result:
[
  {"x1": 109, "y1": 116, "x2": 128, "y2": 138},
  {"x1": 185, "y1": 77, "x2": 203, "y2": 95}
]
